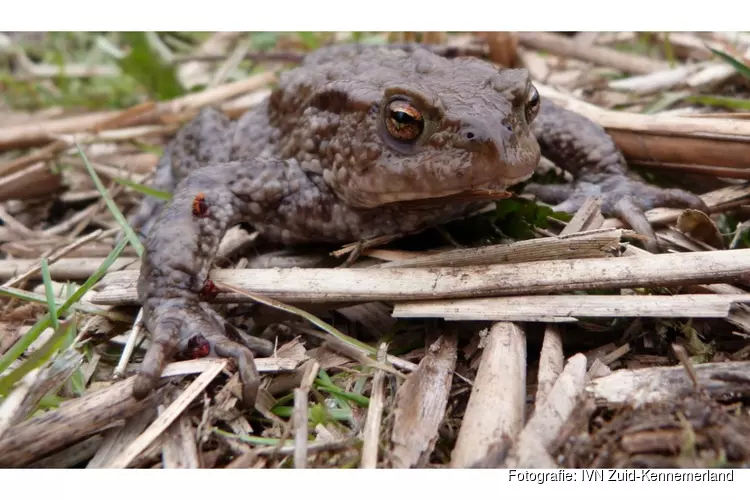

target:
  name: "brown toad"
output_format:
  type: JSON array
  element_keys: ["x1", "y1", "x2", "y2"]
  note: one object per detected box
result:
[{"x1": 130, "y1": 44, "x2": 706, "y2": 405}]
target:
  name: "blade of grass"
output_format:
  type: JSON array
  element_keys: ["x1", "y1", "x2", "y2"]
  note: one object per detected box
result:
[
  {"x1": 685, "y1": 94, "x2": 750, "y2": 111},
  {"x1": 214, "y1": 281, "x2": 404, "y2": 377},
  {"x1": 314, "y1": 379, "x2": 370, "y2": 407},
  {"x1": 643, "y1": 90, "x2": 690, "y2": 114},
  {"x1": 40, "y1": 258, "x2": 59, "y2": 330},
  {"x1": 77, "y1": 142, "x2": 143, "y2": 257},
  {"x1": 352, "y1": 370, "x2": 370, "y2": 396},
  {"x1": 306, "y1": 369, "x2": 356, "y2": 426},
  {"x1": 37, "y1": 393, "x2": 65, "y2": 410},
  {"x1": 215, "y1": 281, "x2": 375, "y2": 354},
  {"x1": 662, "y1": 32, "x2": 676, "y2": 68},
  {"x1": 113, "y1": 176, "x2": 172, "y2": 201},
  {"x1": 709, "y1": 47, "x2": 750, "y2": 80},
  {"x1": 66, "y1": 369, "x2": 86, "y2": 397},
  {"x1": 214, "y1": 283, "x2": 405, "y2": 377},
  {"x1": 316, "y1": 370, "x2": 355, "y2": 419},
  {"x1": 317, "y1": 369, "x2": 335, "y2": 386},
  {"x1": 0, "y1": 318, "x2": 77, "y2": 396},
  {"x1": 0, "y1": 237, "x2": 129, "y2": 375},
  {"x1": 271, "y1": 405, "x2": 351, "y2": 421},
  {"x1": 213, "y1": 428, "x2": 298, "y2": 446},
  {"x1": 0, "y1": 286, "x2": 130, "y2": 322},
  {"x1": 116, "y1": 32, "x2": 185, "y2": 100}
]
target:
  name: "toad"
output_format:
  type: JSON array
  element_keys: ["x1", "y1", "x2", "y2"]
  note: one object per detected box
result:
[{"x1": 129, "y1": 44, "x2": 706, "y2": 406}]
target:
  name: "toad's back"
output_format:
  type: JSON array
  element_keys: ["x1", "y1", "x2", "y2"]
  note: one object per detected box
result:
[{"x1": 231, "y1": 44, "x2": 543, "y2": 208}]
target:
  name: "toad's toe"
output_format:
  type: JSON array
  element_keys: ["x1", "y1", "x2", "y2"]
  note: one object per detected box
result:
[{"x1": 526, "y1": 175, "x2": 707, "y2": 253}]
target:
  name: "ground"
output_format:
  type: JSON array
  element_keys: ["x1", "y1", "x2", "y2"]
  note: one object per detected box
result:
[{"x1": 0, "y1": 31, "x2": 749, "y2": 469}]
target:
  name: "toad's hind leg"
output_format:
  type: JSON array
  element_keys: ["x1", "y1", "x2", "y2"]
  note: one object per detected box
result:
[{"x1": 128, "y1": 108, "x2": 235, "y2": 240}]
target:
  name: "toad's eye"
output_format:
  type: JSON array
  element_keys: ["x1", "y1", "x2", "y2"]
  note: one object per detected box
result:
[
  {"x1": 525, "y1": 85, "x2": 540, "y2": 124},
  {"x1": 385, "y1": 99, "x2": 424, "y2": 143}
]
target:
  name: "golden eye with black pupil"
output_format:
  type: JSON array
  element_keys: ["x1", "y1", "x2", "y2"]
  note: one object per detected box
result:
[
  {"x1": 385, "y1": 99, "x2": 424, "y2": 143},
  {"x1": 525, "y1": 85, "x2": 540, "y2": 124}
]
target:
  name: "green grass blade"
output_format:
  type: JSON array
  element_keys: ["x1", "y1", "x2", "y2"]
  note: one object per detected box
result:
[
  {"x1": 77, "y1": 143, "x2": 143, "y2": 257},
  {"x1": 0, "y1": 316, "x2": 55, "y2": 377},
  {"x1": 0, "y1": 285, "x2": 130, "y2": 321},
  {"x1": 643, "y1": 91, "x2": 690, "y2": 114},
  {"x1": 0, "y1": 237, "x2": 129, "y2": 376},
  {"x1": 73, "y1": 237, "x2": 130, "y2": 299},
  {"x1": 66, "y1": 369, "x2": 86, "y2": 397},
  {"x1": 213, "y1": 428, "x2": 298, "y2": 446},
  {"x1": 0, "y1": 318, "x2": 77, "y2": 396},
  {"x1": 270, "y1": 405, "x2": 351, "y2": 421},
  {"x1": 314, "y1": 379, "x2": 370, "y2": 407},
  {"x1": 218, "y1": 283, "x2": 374, "y2": 354},
  {"x1": 222, "y1": 287, "x2": 404, "y2": 377},
  {"x1": 116, "y1": 32, "x2": 185, "y2": 100},
  {"x1": 311, "y1": 370, "x2": 356, "y2": 424},
  {"x1": 685, "y1": 94, "x2": 750, "y2": 111},
  {"x1": 709, "y1": 47, "x2": 750, "y2": 80},
  {"x1": 40, "y1": 258, "x2": 59, "y2": 329},
  {"x1": 37, "y1": 393, "x2": 65, "y2": 410},
  {"x1": 317, "y1": 369, "x2": 335, "y2": 386},
  {"x1": 113, "y1": 176, "x2": 172, "y2": 201},
  {"x1": 662, "y1": 32, "x2": 676, "y2": 68}
]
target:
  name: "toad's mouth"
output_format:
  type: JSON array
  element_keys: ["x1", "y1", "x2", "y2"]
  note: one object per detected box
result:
[
  {"x1": 384, "y1": 187, "x2": 514, "y2": 209},
  {"x1": 372, "y1": 170, "x2": 535, "y2": 207}
]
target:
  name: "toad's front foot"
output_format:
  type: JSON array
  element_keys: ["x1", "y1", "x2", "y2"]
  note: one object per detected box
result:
[
  {"x1": 524, "y1": 174, "x2": 708, "y2": 251},
  {"x1": 133, "y1": 296, "x2": 261, "y2": 408}
]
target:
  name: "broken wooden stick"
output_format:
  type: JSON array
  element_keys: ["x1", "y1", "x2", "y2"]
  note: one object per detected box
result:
[
  {"x1": 376, "y1": 228, "x2": 627, "y2": 268},
  {"x1": 392, "y1": 294, "x2": 750, "y2": 322},
  {"x1": 518, "y1": 32, "x2": 668, "y2": 75},
  {"x1": 0, "y1": 358, "x2": 256, "y2": 467},
  {"x1": 503, "y1": 353, "x2": 588, "y2": 468},
  {"x1": 0, "y1": 73, "x2": 276, "y2": 152},
  {"x1": 0, "y1": 228, "x2": 627, "y2": 281},
  {"x1": 91, "y1": 249, "x2": 750, "y2": 305},
  {"x1": 587, "y1": 361, "x2": 750, "y2": 408},
  {"x1": 451, "y1": 323, "x2": 526, "y2": 468},
  {"x1": 390, "y1": 333, "x2": 457, "y2": 468},
  {"x1": 537, "y1": 82, "x2": 750, "y2": 172}
]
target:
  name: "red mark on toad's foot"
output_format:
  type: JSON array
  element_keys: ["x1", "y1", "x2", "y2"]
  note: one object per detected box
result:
[
  {"x1": 192, "y1": 192, "x2": 209, "y2": 218},
  {"x1": 186, "y1": 334, "x2": 211, "y2": 359},
  {"x1": 200, "y1": 279, "x2": 219, "y2": 301}
]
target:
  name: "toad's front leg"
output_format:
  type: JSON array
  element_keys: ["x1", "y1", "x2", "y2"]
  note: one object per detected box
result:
[
  {"x1": 134, "y1": 158, "x2": 324, "y2": 407},
  {"x1": 526, "y1": 101, "x2": 707, "y2": 251}
]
